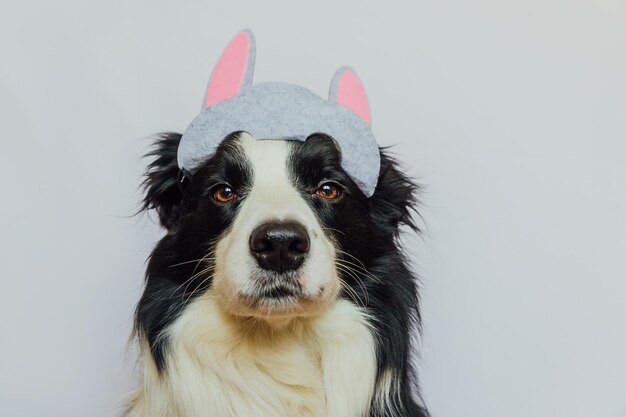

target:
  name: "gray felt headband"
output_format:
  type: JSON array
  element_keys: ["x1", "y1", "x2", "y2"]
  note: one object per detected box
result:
[{"x1": 178, "y1": 29, "x2": 380, "y2": 197}]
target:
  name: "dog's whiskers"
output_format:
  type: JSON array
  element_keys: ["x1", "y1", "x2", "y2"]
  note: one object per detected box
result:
[
  {"x1": 168, "y1": 257, "x2": 216, "y2": 268},
  {"x1": 335, "y1": 250, "x2": 383, "y2": 284},
  {"x1": 168, "y1": 244, "x2": 218, "y2": 298},
  {"x1": 334, "y1": 263, "x2": 370, "y2": 307},
  {"x1": 337, "y1": 278, "x2": 367, "y2": 308}
]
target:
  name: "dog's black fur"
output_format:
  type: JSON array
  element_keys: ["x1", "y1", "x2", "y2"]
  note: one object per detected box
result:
[{"x1": 136, "y1": 132, "x2": 428, "y2": 416}]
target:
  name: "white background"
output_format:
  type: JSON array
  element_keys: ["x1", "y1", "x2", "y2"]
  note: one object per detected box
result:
[{"x1": 1, "y1": 1, "x2": 625, "y2": 416}]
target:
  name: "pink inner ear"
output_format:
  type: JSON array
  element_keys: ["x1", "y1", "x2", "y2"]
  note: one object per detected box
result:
[
  {"x1": 205, "y1": 32, "x2": 251, "y2": 108},
  {"x1": 336, "y1": 70, "x2": 370, "y2": 126}
]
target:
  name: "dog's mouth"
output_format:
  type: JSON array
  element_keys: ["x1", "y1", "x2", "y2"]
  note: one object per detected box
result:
[
  {"x1": 257, "y1": 283, "x2": 302, "y2": 299},
  {"x1": 241, "y1": 270, "x2": 305, "y2": 304},
  {"x1": 225, "y1": 269, "x2": 333, "y2": 319},
  {"x1": 243, "y1": 289, "x2": 301, "y2": 313}
]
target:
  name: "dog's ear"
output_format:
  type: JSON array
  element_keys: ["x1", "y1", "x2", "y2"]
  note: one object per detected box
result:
[
  {"x1": 140, "y1": 132, "x2": 184, "y2": 230},
  {"x1": 369, "y1": 150, "x2": 421, "y2": 235}
]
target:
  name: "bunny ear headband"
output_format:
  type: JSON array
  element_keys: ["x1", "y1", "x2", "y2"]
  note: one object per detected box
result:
[{"x1": 178, "y1": 29, "x2": 380, "y2": 197}]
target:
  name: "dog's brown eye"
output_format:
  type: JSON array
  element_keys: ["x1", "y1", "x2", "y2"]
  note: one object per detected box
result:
[
  {"x1": 213, "y1": 185, "x2": 237, "y2": 203},
  {"x1": 316, "y1": 182, "x2": 341, "y2": 200}
]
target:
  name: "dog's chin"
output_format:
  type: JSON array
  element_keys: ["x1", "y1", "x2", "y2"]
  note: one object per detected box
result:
[{"x1": 215, "y1": 271, "x2": 340, "y2": 323}]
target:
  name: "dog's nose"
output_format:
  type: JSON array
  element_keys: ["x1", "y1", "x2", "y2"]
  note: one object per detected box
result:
[{"x1": 249, "y1": 222, "x2": 310, "y2": 272}]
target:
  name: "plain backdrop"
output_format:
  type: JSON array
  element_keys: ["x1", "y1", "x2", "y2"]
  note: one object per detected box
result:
[{"x1": 1, "y1": 1, "x2": 625, "y2": 416}]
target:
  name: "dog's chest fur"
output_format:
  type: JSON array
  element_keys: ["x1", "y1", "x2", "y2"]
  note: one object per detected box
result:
[{"x1": 128, "y1": 295, "x2": 377, "y2": 417}]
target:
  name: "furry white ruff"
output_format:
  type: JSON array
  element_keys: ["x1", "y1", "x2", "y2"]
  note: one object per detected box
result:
[{"x1": 127, "y1": 293, "x2": 378, "y2": 417}]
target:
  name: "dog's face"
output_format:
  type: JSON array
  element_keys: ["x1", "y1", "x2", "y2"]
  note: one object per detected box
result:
[
  {"x1": 149, "y1": 132, "x2": 386, "y2": 321},
  {"x1": 199, "y1": 132, "x2": 347, "y2": 318}
]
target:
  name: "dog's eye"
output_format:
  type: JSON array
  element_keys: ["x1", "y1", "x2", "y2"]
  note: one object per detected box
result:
[
  {"x1": 316, "y1": 182, "x2": 342, "y2": 200},
  {"x1": 213, "y1": 185, "x2": 237, "y2": 203}
]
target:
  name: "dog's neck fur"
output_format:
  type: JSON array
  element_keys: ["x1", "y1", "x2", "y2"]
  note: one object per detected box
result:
[{"x1": 127, "y1": 293, "x2": 378, "y2": 417}]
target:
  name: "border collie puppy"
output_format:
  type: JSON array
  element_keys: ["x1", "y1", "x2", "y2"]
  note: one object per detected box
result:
[{"x1": 127, "y1": 130, "x2": 427, "y2": 417}]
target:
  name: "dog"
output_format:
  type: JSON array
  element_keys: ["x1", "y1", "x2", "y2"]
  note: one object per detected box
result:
[
  {"x1": 126, "y1": 129, "x2": 427, "y2": 417},
  {"x1": 126, "y1": 28, "x2": 427, "y2": 417}
]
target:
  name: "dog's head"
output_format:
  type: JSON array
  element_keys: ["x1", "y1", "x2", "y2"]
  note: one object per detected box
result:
[
  {"x1": 140, "y1": 131, "x2": 417, "y2": 323},
  {"x1": 135, "y1": 32, "x2": 420, "y2": 370}
]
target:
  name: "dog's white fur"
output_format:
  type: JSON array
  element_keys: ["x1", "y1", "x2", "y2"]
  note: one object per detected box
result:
[{"x1": 127, "y1": 294, "x2": 377, "y2": 417}]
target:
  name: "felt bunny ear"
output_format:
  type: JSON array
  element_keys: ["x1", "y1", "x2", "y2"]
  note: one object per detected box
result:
[
  {"x1": 203, "y1": 29, "x2": 256, "y2": 108},
  {"x1": 329, "y1": 67, "x2": 371, "y2": 127}
]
